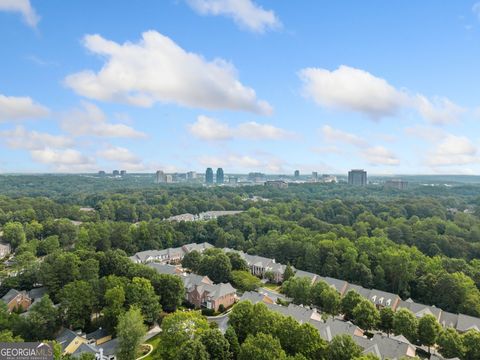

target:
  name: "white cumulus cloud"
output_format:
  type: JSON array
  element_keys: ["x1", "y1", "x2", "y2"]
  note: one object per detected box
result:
[
  {"x1": 31, "y1": 148, "x2": 93, "y2": 167},
  {"x1": 321, "y1": 125, "x2": 367, "y2": 147},
  {"x1": 0, "y1": 126, "x2": 74, "y2": 150},
  {"x1": 300, "y1": 65, "x2": 463, "y2": 124},
  {"x1": 65, "y1": 31, "x2": 272, "y2": 114},
  {"x1": 188, "y1": 115, "x2": 292, "y2": 141},
  {"x1": 61, "y1": 102, "x2": 146, "y2": 138},
  {"x1": 362, "y1": 146, "x2": 400, "y2": 166},
  {"x1": 186, "y1": 0, "x2": 281, "y2": 33},
  {"x1": 0, "y1": 0, "x2": 39, "y2": 27},
  {"x1": 0, "y1": 94, "x2": 50, "y2": 122},
  {"x1": 426, "y1": 135, "x2": 478, "y2": 166}
]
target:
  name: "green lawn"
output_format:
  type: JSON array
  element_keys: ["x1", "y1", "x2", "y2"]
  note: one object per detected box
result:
[
  {"x1": 263, "y1": 283, "x2": 281, "y2": 291},
  {"x1": 142, "y1": 334, "x2": 161, "y2": 360}
]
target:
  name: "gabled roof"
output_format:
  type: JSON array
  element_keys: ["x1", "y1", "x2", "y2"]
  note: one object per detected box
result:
[
  {"x1": 147, "y1": 262, "x2": 181, "y2": 275},
  {"x1": 182, "y1": 273, "x2": 213, "y2": 290},
  {"x1": 308, "y1": 318, "x2": 363, "y2": 342},
  {"x1": 239, "y1": 291, "x2": 273, "y2": 304},
  {"x1": 28, "y1": 287, "x2": 48, "y2": 302},
  {"x1": 265, "y1": 302, "x2": 322, "y2": 324},
  {"x1": 56, "y1": 328, "x2": 81, "y2": 351},
  {"x1": 397, "y1": 300, "x2": 442, "y2": 320},
  {"x1": 182, "y1": 242, "x2": 214, "y2": 253},
  {"x1": 440, "y1": 311, "x2": 459, "y2": 329},
  {"x1": 1, "y1": 289, "x2": 21, "y2": 303},
  {"x1": 86, "y1": 327, "x2": 109, "y2": 341},
  {"x1": 354, "y1": 334, "x2": 416, "y2": 360},
  {"x1": 456, "y1": 313, "x2": 480, "y2": 332},
  {"x1": 72, "y1": 343, "x2": 97, "y2": 357},
  {"x1": 318, "y1": 277, "x2": 348, "y2": 294},
  {"x1": 206, "y1": 283, "x2": 236, "y2": 299},
  {"x1": 294, "y1": 269, "x2": 319, "y2": 284}
]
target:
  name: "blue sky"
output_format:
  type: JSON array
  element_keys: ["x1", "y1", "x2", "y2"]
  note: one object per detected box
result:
[{"x1": 1, "y1": 0, "x2": 480, "y2": 174}]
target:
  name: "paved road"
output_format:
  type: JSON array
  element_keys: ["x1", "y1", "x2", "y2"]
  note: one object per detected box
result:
[{"x1": 207, "y1": 312, "x2": 230, "y2": 333}]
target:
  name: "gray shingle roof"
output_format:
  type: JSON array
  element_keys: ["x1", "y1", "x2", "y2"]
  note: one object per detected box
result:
[
  {"x1": 397, "y1": 299, "x2": 442, "y2": 320},
  {"x1": 55, "y1": 328, "x2": 81, "y2": 352},
  {"x1": 147, "y1": 262, "x2": 180, "y2": 275},
  {"x1": 354, "y1": 334, "x2": 416, "y2": 360},
  {"x1": 456, "y1": 313, "x2": 480, "y2": 332},
  {"x1": 1, "y1": 289, "x2": 20, "y2": 303},
  {"x1": 308, "y1": 318, "x2": 362, "y2": 342}
]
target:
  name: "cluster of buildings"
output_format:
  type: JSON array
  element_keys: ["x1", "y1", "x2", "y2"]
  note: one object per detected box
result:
[
  {"x1": 55, "y1": 328, "x2": 117, "y2": 360},
  {"x1": 98, "y1": 170, "x2": 126, "y2": 177},
  {"x1": 129, "y1": 242, "x2": 237, "y2": 312},
  {"x1": 166, "y1": 210, "x2": 243, "y2": 222}
]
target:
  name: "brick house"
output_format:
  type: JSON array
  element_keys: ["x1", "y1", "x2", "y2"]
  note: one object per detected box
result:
[{"x1": 1, "y1": 289, "x2": 32, "y2": 312}]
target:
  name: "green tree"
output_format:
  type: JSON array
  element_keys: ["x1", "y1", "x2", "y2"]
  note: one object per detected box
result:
[
  {"x1": 437, "y1": 327, "x2": 464, "y2": 359},
  {"x1": 227, "y1": 301, "x2": 255, "y2": 343},
  {"x1": 393, "y1": 308, "x2": 418, "y2": 343},
  {"x1": 341, "y1": 290, "x2": 363, "y2": 320},
  {"x1": 417, "y1": 314, "x2": 441, "y2": 353},
  {"x1": 116, "y1": 307, "x2": 146, "y2": 360},
  {"x1": 177, "y1": 339, "x2": 209, "y2": 360},
  {"x1": 352, "y1": 299, "x2": 380, "y2": 332},
  {"x1": 281, "y1": 277, "x2": 311, "y2": 305},
  {"x1": 198, "y1": 252, "x2": 232, "y2": 283},
  {"x1": 159, "y1": 311, "x2": 210, "y2": 360},
  {"x1": 283, "y1": 264, "x2": 295, "y2": 282},
  {"x1": 227, "y1": 252, "x2": 249, "y2": 271},
  {"x1": 126, "y1": 277, "x2": 161, "y2": 324},
  {"x1": 225, "y1": 326, "x2": 240, "y2": 360},
  {"x1": 463, "y1": 329, "x2": 480, "y2": 360},
  {"x1": 37, "y1": 235, "x2": 60, "y2": 256},
  {"x1": 3, "y1": 222, "x2": 26, "y2": 250},
  {"x1": 326, "y1": 334, "x2": 362, "y2": 360},
  {"x1": 40, "y1": 252, "x2": 80, "y2": 300},
  {"x1": 151, "y1": 274, "x2": 185, "y2": 312},
  {"x1": 238, "y1": 333, "x2": 287, "y2": 360},
  {"x1": 182, "y1": 250, "x2": 202, "y2": 272},
  {"x1": 320, "y1": 287, "x2": 341, "y2": 317},
  {"x1": 25, "y1": 295, "x2": 59, "y2": 340},
  {"x1": 58, "y1": 280, "x2": 95, "y2": 329},
  {"x1": 379, "y1": 307, "x2": 394, "y2": 336},
  {"x1": 231, "y1": 270, "x2": 261, "y2": 292},
  {"x1": 103, "y1": 286, "x2": 125, "y2": 333},
  {"x1": 199, "y1": 328, "x2": 230, "y2": 360},
  {"x1": 0, "y1": 330, "x2": 23, "y2": 342}
]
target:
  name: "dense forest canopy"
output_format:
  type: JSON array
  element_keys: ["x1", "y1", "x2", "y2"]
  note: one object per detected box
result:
[{"x1": 0, "y1": 174, "x2": 480, "y2": 359}]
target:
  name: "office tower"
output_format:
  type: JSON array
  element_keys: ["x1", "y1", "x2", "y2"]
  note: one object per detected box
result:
[
  {"x1": 348, "y1": 169, "x2": 367, "y2": 186},
  {"x1": 155, "y1": 170, "x2": 166, "y2": 183},
  {"x1": 98, "y1": 171, "x2": 106, "y2": 176},
  {"x1": 294, "y1": 170, "x2": 300, "y2": 178},
  {"x1": 120, "y1": 170, "x2": 126, "y2": 176},
  {"x1": 312, "y1": 172, "x2": 318, "y2": 181},
  {"x1": 205, "y1": 168, "x2": 214, "y2": 184},
  {"x1": 186, "y1": 171, "x2": 197, "y2": 180},
  {"x1": 165, "y1": 174, "x2": 173, "y2": 183},
  {"x1": 112, "y1": 170, "x2": 120, "y2": 176},
  {"x1": 385, "y1": 179, "x2": 408, "y2": 190},
  {"x1": 216, "y1": 168, "x2": 224, "y2": 184}
]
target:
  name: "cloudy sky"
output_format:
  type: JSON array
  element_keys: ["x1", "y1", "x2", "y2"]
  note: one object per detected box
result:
[{"x1": 1, "y1": 0, "x2": 480, "y2": 174}]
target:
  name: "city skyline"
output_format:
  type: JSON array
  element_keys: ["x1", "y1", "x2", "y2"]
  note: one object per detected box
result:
[{"x1": 1, "y1": 1, "x2": 480, "y2": 174}]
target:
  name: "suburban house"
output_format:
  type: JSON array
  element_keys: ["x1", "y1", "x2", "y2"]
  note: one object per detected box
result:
[
  {"x1": 166, "y1": 211, "x2": 243, "y2": 222},
  {"x1": 266, "y1": 303, "x2": 323, "y2": 323},
  {"x1": 0, "y1": 242, "x2": 11, "y2": 259},
  {"x1": 309, "y1": 318, "x2": 365, "y2": 342},
  {"x1": 56, "y1": 328, "x2": 117, "y2": 359},
  {"x1": 239, "y1": 291, "x2": 275, "y2": 305},
  {"x1": 1, "y1": 289, "x2": 32, "y2": 312},
  {"x1": 456, "y1": 314, "x2": 480, "y2": 332},
  {"x1": 146, "y1": 263, "x2": 183, "y2": 276},
  {"x1": 129, "y1": 242, "x2": 213, "y2": 264},
  {"x1": 224, "y1": 248, "x2": 286, "y2": 283},
  {"x1": 397, "y1": 299, "x2": 442, "y2": 321},
  {"x1": 181, "y1": 273, "x2": 236, "y2": 311},
  {"x1": 354, "y1": 334, "x2": 417, "y2": 359}
]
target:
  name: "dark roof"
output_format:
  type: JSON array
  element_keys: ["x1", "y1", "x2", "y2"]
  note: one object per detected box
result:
[
  {"x1": 72, "y1": 343, "x2": 97, "y2": 357},
  {"x1": 98, "y1": 338, "x2": 119, "y2": 356},
  {"x1": 86, "y1": 327, "x2": 109, "y2": 341},
  {"x1": 28, "y1": 287, "x2": 48, "y2": 301},
  {"x1": 1, "y1": 289, "x2": 20, "y2": 303}
]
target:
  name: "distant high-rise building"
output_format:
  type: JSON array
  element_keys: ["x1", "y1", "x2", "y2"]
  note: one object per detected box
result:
[
  {"x1": 216, "y1": 168, "x2": 224, "y2": 184},
  {"x1": 205, "y1": 168, "x2": 214, "y2": 184},
  {"x1": 248, "y1": 172, "x2": 266, "y2": 183},
  {"x1": 294, "y1": 170, "x2": 300, "y2": 178},
  {"x1": 385, "y1": 179, "x2": 408, "y2": 190},
  {"x1": 348, "y1": 169, "x2": 367, "y2": 186},
  {"x1": 120, "y1": 170, "x2": 127, "y2": 176},
  {"x1": 165, "y1": 174, "x2": 173, "y2": 183},
  {"x1": 186, "y1": 171, "x2": 197, "y2": 180},
  {"x1": 322, "y1": 174, "x2": 337, "y2": 183},
  {"x1": 155, "y1": 170, "x2": 166, "y2": 183},
  {"x1": 312, "y1": 172, "x2": 318, "y2": 181},
  {"x1": 113, "y1": 170, "x2": 120, "y2": 176},
  {"x1": 98, "y1": 171, "x2": 106, "y2": 176},
  {"x1": 228, "y1": 176, "x2": 238, "y2": 184}
]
